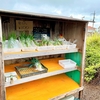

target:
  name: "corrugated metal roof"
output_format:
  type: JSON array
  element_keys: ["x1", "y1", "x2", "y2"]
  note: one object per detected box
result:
[{"x1": 0, "y1": 9, "x2": 90, "y2": 22}]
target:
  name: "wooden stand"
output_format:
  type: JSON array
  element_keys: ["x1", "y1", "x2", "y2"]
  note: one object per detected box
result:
[{"x1": 0, "y1": 10, "x2": 88, "y2": 100}]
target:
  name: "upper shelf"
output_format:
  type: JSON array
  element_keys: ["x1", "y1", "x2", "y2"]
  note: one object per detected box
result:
[{"x1": 4, "y1": 48, "x2": 78, "y2": 60}]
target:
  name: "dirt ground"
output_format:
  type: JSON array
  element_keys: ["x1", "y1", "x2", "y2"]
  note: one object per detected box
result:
[
  {"x1": 59, "y1": 81, "x2": 100, "y2": 100},
  {"x1": 81, "y1": 82, "x2": 100, "y2": 100}
]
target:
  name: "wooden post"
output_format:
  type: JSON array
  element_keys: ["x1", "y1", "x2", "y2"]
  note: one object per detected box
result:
[
  {"x1": 79, "y1": 22, "x2": 88, "y2": 99},
  {"x1": 81, "y1": 22, "x2": 88, "y2": 86},
  {"x1": 0, "y1": 16, "x2": 5, "y2": 100}
]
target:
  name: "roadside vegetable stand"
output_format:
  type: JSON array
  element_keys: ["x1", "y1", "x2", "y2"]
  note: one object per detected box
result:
[{"x1": 0, "y1": 10, "x2": 88, "y2": 100}]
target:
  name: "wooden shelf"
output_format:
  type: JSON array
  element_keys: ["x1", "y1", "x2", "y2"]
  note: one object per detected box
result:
[
  {"x1": 4, "y1": 48, "x2": 78, "y2": 60},
  {"x1": 6, "y1": 74, "x2": 80, "y2": 100},
  {"x1": 5, "y1": 58, "x2": 78, "y2": 87}
]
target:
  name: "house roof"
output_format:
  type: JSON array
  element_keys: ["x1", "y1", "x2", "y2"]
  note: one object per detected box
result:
[
  {"x1": 88, "y1": 26, "x2": 96, "y2": 30},
  {"x1": 0, "y1": 9, "x2": 91, "y2": 22}
]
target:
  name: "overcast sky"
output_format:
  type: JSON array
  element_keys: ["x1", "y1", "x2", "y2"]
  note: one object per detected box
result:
[{"x1": 0, "y1": 0, "x2": 100, "y2": 28}]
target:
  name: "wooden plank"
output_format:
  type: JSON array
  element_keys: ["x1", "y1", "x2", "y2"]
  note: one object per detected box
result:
[
  {"x1": 62, "y1": 22, "x2": 65, "y2": 36},
  {"x1": 6, "y1": 74, "x2": 80, "y2": 100},
  {"x1": 5, "y1": 58, "x2": 78, "y2": 87},
  {"x1": 1, "y1": 17, "x2": 10, "y2": 39},
  {"x1": 5, "y1": 67, "x2": 78, "y2": 87},
  {"x1": 64, "y1": 22, "x2": 85, "y2": 51},
  {"x1": 50, "y1": 86, "x2": 84, "y2": 100},
  {"x1": 0, "y1": 16, "x2": 2, "y2": 42},
  {"x1": 55, "y1": 22, "x2": 59, "y2": 37},
  {"x1": 63, "y1": 21, "x2": 87, "y2": 99},
  {"x1": 4, "y1": 48, "x2": 78, "y2": 60},
  {"x1": 80, "y1": 22, "x2": 88, "y2": 87},
  {"x1": 9, "y1": 18, "x2": 15, "y2": 32},
  {"x1": 0, "y1": 16, "x2": 5, "y2": 100},
  {"x1": 0, "y1": 9, "x2": 90, "y2": 22}
]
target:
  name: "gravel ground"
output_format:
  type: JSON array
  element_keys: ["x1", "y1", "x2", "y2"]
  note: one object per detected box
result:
[
  {"x1": 61, "y1": 82, "x2": 100, "y2": 100},
  {"x1": 81, "y1": 82, "x2": 100, "y2": 100}
]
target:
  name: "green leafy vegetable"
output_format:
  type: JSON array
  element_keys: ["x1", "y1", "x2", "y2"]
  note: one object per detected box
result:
[
  {"x1": 8, "y1": 31, "x2": 17, "y2": 48},
  {"x1": 19, "y1": 32, "x2": 35, "y2": 47},
  {"x1": 53, "y1": 38, "x2": 62, "y2": 46},
  {"x1": 29, "y1": 58, "x2": 43, "y2": 71}
]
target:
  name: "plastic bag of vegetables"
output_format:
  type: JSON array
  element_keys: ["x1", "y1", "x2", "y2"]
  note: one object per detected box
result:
[
  {"x1": 2, "y1": 35, "x2": 8, "y2": 52},
  {"x1": 3, "y1": 32, "x2": 21, "y2": 53},
  {"x1": 36, "y1": 38, "x2": 54, "y2": 51},
  {"x1": 19, "y1": 33, "x2": 36, "y2": 51},
  {"x1": 53, "y1": 38, "x2": 67, "y2": 50}
]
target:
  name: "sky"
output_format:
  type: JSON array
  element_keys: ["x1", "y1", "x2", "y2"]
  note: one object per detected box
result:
[{"x1": 0, "y1": 0, "x2": 100, "y2": 28}]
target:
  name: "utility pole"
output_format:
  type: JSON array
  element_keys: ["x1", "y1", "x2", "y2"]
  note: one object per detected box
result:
[{"x1": 92, "y1": 11, "x2": 95, "y2": 28}]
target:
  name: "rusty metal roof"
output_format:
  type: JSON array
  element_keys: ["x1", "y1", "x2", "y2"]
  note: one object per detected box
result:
[{"x1": 0, "y1": 9, "x2": 90, "y2": 22}]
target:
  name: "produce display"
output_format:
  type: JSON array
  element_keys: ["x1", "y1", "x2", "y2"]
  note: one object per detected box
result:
[
  {"x1": 3, "y1": 31, "x2": 77, "y2": 53},
  {"x1": 15, "y1": 58, "x2": 48, "y2": 78}
]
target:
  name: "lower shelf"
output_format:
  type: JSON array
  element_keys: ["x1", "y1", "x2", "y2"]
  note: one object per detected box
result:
[
  {"x1": 6, "y1": 74, "x2": 80, "y2": 100},
  {"x1": 5, "y1": 58, "x2": 78, "y2": 87}
]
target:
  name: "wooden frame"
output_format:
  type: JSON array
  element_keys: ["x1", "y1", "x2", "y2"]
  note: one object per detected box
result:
[
  {"x1": 0, "y1": 9, "x2": 89, "y2": 100},
  {"x1": 0, "y1": 16, "x2": 5, "y2": 100}
]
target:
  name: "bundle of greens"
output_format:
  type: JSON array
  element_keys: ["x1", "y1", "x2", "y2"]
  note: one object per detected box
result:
[
  {"x1": 2, "y1": 35, "x2": 6, "y2": 48},
  {"x1": 19, "y1": 32, "x2": 36, "y2": 47},
  {"x1": 53, "y1": 38, "x2": 63, "y2": 46},
  {"x1": 8, "y1": 31, "x2": 17, "y2": 48},
  {"x1": 26, "y1": 34, "x2": 36, "y2": 47},
  {"x1": 47, "y1": 40, "x2": 54, "y2": 46},
  {"x1": 37, "y1": 38, "x2": 54, "y2": 46},
  {"x1": 39, "y1": 39, "x2": 49, "y2": 46},
  {"x1": 29, "y1": 58, "x2": 43, "y2": 71},
  {"x1": 33, "y1": 39, "x2": 40, "y2": 46},
  {"x1": 19, "y1": 32, "x2": 27, "y2": 47}
]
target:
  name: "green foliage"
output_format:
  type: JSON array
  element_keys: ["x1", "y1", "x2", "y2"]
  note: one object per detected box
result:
[{"x1": 85, "y1": 32, "x2": 100, "y2": 82}]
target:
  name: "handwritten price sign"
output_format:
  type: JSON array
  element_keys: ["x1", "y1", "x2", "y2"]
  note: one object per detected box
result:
[{"x1": 16, "y1": 20, "x2": 33, "y2": 31}]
